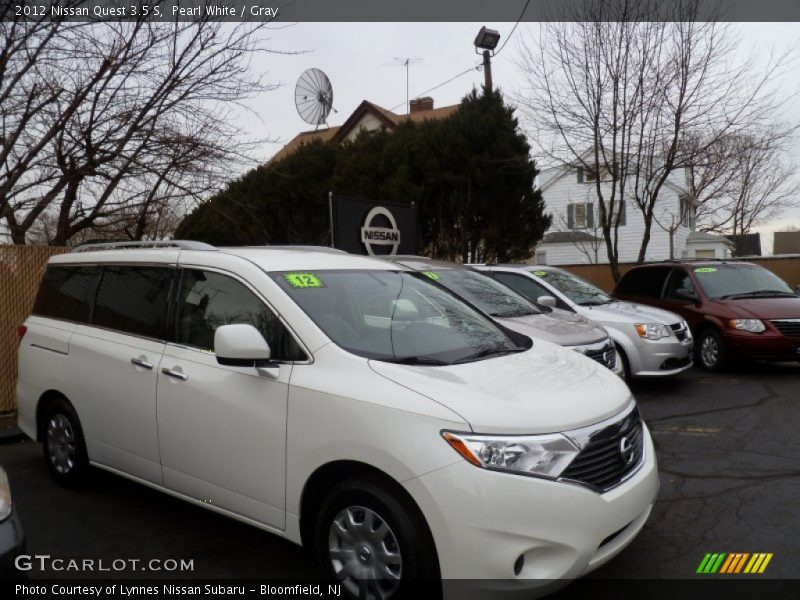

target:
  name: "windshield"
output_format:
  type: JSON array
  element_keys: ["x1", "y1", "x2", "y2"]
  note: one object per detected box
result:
[
  {"x1": 271, "y1": 270, "x2": 530, "y2": 365},
  {"x1": 692, "y1": 265, "x2": 795, "y2": 299},
  {"x1": 532, "y1": 269, "x2": 612, "y2": 306},
  {"x1": 423, "y1": 268, "x2": 541, "y2": 318}
]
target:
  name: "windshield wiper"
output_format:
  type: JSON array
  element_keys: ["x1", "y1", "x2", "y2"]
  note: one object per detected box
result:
[
  {"x1": 720, "y1": 290, "x2": 796, "y2": 300},
  {"x1": 383, "y1": 356, "x2": 451, "y2": 366},
  {"x1": 453, "y1": 346, "x2": 527, "y2": 364}
]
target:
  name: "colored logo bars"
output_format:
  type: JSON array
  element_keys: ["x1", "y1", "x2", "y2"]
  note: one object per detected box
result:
[{"x1": 696, "y1": 552, "x2": 773, "y2": 574}]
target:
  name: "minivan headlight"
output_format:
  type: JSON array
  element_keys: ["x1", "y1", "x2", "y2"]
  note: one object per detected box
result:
[
  {"x1": 729, "y1": 319, "x2": 766, "y2": 333},
  {"x1": 0, "y1": 467, "x2": 12, "y2": 522},
  {"x1": 442, "y1": 431, "x2": 580, "y2": 479},
  {"x1": 634, "y1": 323, "x2": 670, "y2": 340}
]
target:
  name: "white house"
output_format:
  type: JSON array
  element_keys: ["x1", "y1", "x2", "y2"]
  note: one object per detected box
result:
[{"x1": 534, "y1": 162, "x2": 733, "y2": 265}]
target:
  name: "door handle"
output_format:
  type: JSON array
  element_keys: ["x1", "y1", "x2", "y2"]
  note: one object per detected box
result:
[
  {"x1": 131, "y1": 356, "x2": 154, "y2": 370},
  {"x1": 161, "y1": 367, "x2": 188, "y2": 381}
]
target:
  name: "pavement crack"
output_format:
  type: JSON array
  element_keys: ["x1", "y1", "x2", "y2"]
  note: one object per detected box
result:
[{"x1": 645, "y1": 382, "x2": 779, "y2": 424}]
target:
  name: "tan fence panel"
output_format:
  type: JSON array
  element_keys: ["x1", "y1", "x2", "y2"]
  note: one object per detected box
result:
[
  {"x1": 0, "y1": 246, "x2": 69, "y2": 413},
  {"x1": 560, "y1": 257, "x2": 800, "y2": 292}
]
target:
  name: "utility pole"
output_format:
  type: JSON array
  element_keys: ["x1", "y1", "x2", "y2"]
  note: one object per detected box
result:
[{"x1": 481, "y1": 50, "x2": 493, "y2": 90}]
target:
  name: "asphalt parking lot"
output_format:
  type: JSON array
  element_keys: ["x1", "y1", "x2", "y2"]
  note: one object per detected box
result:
[{"x1": 1, "y1": 363, "x2": 798, "y2": 584}]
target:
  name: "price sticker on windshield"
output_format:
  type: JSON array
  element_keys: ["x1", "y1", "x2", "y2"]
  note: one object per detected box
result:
[
  {"x1": 284, "y1": 273, "x2": 325, "y2": 288},
  {"x1": 694, "y1": 267, "x2": 717, "y2": 273},
  {"x1": 533, "y1": 270, "x2": 548, "y2": 276},
  {"x1": 422, "y1": 271, "x2": 440, "y2": 281}
]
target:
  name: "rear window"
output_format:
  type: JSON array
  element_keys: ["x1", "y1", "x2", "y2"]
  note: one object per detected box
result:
[
  {"x1": 93, "y1": 266, "x2": 172, "y2": 339},
  {"x1": 615, "y1": 267, "x2": 671, "y2": 298},
  {"x1": 32, "y1": 266, "x2": 98, "y2": 323}
]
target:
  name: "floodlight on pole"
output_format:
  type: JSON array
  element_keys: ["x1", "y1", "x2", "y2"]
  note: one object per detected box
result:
[{"x1": 474, "y1": 26, "x2": 501, "y2": 90}]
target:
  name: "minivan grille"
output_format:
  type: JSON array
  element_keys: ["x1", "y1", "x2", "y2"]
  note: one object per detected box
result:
[
  {"x1": 561, "y1": 407, "x2": 644, "y2": 492},
  {"x1": 771, "y1": 319, "x2": 800, "y2": 337},
  {"x1": 669, "y1": 322, "x2": 689, "y2": 341},
  {"x1": 584, "y1": 342, "x2": 617, "y2": 370}
]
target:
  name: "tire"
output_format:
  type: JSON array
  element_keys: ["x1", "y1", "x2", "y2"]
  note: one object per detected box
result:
[
  {"x1": 615, "y1": 344, "x2": 632, "y2": 381},
  {"x1": 41, "y1": 399, "x2": 90, "y2": 487},
  {"x1": 697, "y1": 328, "x2": 727, "y2": 372},
  {"x1": 313, "y1": 474, "x2": 440, "y2": 600}
]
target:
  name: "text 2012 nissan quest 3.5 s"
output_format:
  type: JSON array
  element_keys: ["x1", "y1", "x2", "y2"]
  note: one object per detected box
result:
[{"x1": 17, "y1": 242, "x2": 658, "y2": 599}]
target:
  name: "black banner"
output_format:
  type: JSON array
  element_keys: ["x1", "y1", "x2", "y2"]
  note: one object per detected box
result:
[{"x1": 329, "y1": 194, "x2": 418, "y2": 257}]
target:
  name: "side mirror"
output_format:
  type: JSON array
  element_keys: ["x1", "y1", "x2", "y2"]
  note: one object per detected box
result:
[
  {"x1": 537, "y1": 295, "x2": 558, "y2": 308},
  {"x1": 795, "y1": 284, "x2": 800, "y2": 295},
  {"x1": 674, "y1": 289, "x2": 698, "y2": 302},
  {"x1": 214, "y1": 324, "x2": 277, "y2": 378}
]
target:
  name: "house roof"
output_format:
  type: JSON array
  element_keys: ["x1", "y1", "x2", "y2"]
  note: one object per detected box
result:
[
  {"x1": 268, "y1": 100, "x2": 458, "y2": 164},
  {"x1": 686, "y1": 230, "x2": 735, "y2": 247},
  {"x1": 541, "y1": 231, "x2": 603, "y2": 244}
]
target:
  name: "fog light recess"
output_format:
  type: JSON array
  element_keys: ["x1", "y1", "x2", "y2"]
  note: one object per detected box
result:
[{"x1": 514, "y1": 554, "x2": 525, "y2": 576}]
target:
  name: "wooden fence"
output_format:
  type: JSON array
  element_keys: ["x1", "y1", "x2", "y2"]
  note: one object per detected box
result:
[
  {"x1": 0, "y1": 246, "x2": 69, "y2": 412},
  {"x1": 558, "y1": 256, "x2": 800, "y2": 292}
]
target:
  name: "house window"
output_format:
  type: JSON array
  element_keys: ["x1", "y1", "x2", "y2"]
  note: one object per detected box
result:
[
  {"x1": 534, "y1": 250, "x2": 547, "y2": 265},
  {"x1": 680, "y1": 195, "x2": 696, "y2": 229},
  {"x1": 568, "y1": 202, "x2": 594, "y2": 229}
]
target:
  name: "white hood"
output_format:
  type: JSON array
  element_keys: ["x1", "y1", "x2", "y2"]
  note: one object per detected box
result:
[
  {"x1": 578, "y1": 300, "x2": 683, "y2": 326},
  {"x1": 369, "y1": 341, "x2": 632, "y2": 435}
]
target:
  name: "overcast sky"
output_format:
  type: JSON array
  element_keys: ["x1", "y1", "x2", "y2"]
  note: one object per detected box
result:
[{"x1": 236, "y1": 22, "x2": 800, "y2": 248}]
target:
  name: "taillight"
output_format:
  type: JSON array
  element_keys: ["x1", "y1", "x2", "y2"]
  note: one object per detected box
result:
[{"x1": 17, "y1": 325, "x2": 27, "y2": 343}]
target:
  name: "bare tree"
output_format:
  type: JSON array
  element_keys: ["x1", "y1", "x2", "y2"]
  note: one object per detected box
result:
[
  {"x1": 689, "y1": 130, "x2": 800, "y2": 243},
  {"x1": 1, "y1": 11, "x2": 282, "y2": 245},
  {"x1": 516, "y1": 0, "x2": 795, "y2": 280}
]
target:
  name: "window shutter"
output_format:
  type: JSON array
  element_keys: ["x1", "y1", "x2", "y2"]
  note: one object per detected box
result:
[
  {"x1": 620, "y1": 200, "x2": 626, "y2": 226},
  {"x1": 567, "y1": 204, "x2": 574, "y2": 229},
  {"x1": 577, "y1": 167, "x2": 584, "y2": 183},
  {"x1": 587, "y1": 203, "x2": 594, "y2": 229}
]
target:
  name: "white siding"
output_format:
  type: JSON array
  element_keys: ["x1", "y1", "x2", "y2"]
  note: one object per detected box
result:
[{"x1": 537, "y1": 167, "x2": 693, "y2": 265}]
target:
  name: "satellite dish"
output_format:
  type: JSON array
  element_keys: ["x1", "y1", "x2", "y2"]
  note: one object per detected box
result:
[{"x1": 295, "y1": 68, "x2": 336, "y2": 128}]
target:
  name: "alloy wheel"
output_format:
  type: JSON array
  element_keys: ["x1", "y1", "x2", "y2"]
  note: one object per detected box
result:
[{"x1": 700, "y1": 335, "x2": 719, "y2": 368}]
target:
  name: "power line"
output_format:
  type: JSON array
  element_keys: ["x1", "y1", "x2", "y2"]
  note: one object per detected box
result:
[
  {"x1": 388, "y1": 63, "x2": 482, "y2": 112},
  {"x1": 494, "y1": 0, "x2": 530, "y2": 56}
]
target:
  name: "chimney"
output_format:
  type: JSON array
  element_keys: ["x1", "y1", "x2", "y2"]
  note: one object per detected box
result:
[{"x1": 409, "y1": 97, "x2": 434, "y2": 114}]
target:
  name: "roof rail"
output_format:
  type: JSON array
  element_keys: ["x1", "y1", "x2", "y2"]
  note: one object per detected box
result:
[{"x1": 72, "y1": 240, "x2": 217, "y2": 253}]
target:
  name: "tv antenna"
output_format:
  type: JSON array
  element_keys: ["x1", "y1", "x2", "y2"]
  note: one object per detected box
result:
[
  {"x1": 384, "y1": 57, "x2": 425, "y2": 114},
  {"x1": 295, "y1": 68, "x2": 337, "y2": 129}
]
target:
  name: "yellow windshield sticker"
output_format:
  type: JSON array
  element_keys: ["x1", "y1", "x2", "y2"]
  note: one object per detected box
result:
[
  {"x1": 422, "y1": 271, "x2": 440, "y2": 280},
  {"x1": 694, "y1": 267, "x2": 717, "y2": 273},
  {"x1": 284, "y1": 273, "x2": 324, "y2": 288},
  {"x1": 533, "y1": 270, "x2": 548, "y2": 276}
]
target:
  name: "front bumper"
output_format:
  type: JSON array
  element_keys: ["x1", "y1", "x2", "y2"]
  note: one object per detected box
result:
[
  {"x1": 630, "y1": 335, "x2": 694, "y2": 377},
  {"x1": 403, "y1": 424, "x2": 659, "y2": 594},
  {"x1": 722, "y1": 329, "x2": 800, "y2": 361},
  {"x1": 0, "y1": 509, "x2": 26, "y2": 577}
]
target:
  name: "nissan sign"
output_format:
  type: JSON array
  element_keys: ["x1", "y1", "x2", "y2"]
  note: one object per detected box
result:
[{"x1": 330, "y1": 194, "x2": 418, "y2": 256}]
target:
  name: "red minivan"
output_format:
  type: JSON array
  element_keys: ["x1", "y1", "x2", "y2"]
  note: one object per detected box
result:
[{"x1": 613, "y1": 261, "x2": 800, "y2": 371}]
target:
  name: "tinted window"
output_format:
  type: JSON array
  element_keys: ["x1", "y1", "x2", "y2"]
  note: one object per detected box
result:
[
  {"x1": 176, "y1": 270, "x2": 305, "y2": 361},
  {"x1": 93, "y1": 266, "x2": 171, "y2": 338},
  {"x1": 615, "y1": 267, "x2": 671, "y2": 298},
  {"x1": 492, "y1": 272, "x2": 552, "y2": 303},
  {"x1": 663, "y1": 269, "x2": 696, "y2": 300},
  {"x1": 32, "y1": 266, "x2": 98, "y2": 323}
]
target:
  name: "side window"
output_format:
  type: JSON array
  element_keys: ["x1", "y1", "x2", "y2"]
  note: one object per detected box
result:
[
  {"x1": 663, "y1": 269, "x2": 695, "y2": 300},
  {"x1": 616, "y1": 267, "x2": 670, "y2": 298},
  {"x1": 492, "y1": 272, "x2": 551, "y2": 301},
  {"x1": 175, "y1": 270, "x2": 305, "y2": 361},
  {"x1": 32, "y1": 266, "x2": 98, "y2": 323},
  {"x1": 93, "y1": 266, "x2": 171, "y2": 338}
]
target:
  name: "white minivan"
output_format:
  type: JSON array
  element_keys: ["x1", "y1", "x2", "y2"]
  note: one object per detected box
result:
[{"x1": 17, "y1": 242, "x2": 658, "y2": 598}]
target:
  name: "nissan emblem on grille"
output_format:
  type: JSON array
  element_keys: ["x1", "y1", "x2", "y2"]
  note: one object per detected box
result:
[{"x1": 619, "y1": 436, "x2": 635, "y2": 465}]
